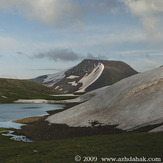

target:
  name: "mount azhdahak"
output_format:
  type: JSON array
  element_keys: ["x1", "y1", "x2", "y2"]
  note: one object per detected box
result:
[{"x1": 31, "y1": 59, "x2": 137, "y2": 93}]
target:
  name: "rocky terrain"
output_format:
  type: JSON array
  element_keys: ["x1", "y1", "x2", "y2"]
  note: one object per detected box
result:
[
  {"x1": 47, "y1": 67, "x2": 163, "y2": 132},
  {"x1": 32, "y1": 59, "x2": 137, "y2": 93}
]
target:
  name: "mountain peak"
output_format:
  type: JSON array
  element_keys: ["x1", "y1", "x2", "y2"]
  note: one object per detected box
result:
[{"x1": 32, "y1": 60, "x2": 137, "y2": 93}]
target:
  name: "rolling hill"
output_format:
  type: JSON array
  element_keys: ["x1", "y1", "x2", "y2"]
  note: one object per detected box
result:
[
  {"x1": 0, "y1": 78, "x2": 56, "y2": 103},
  {"x1": 47, "y1": 67, "x2": 163, "y2": 132}
]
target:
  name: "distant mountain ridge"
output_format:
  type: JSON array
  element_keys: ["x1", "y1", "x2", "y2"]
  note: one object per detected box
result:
[
  {"x1": 32, "y1": 59, "x2": 137, "y2": 93},
  {"x1": 31, "y1": 69, "x2": 67, "y2": 87}
]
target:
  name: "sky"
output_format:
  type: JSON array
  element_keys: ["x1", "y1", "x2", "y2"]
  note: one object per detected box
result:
[{"x1": 0, "y1": 0, "x2": 163, "y2": 79}]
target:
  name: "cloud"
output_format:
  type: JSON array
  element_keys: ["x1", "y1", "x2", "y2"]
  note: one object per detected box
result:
[
  {"x1": 85, "y1": 31, "x2": 146, "y2": 47},
  {"x1": 17, "y1": 51, "x2": 24, "y2": 55},
  {"x1": 0, "y1": 0, "x2": 121, "y2": 27},
  {"x1": 85, "y1": 53, "x2": 108, "y2": 60},
  {"x1": 34, "y1": 49, "x2": 80, "y2": 61},
  {"x1": 33, "y1": 49, "x2": 108, "y2": 62},
  {"x1": 0, "y1": 36, "x2": 21, "y2": 50},
  {"x1": 0, "y1": 74, "x2": 18, "y2": 79},
  {"x1": 116, "y1": 49, "x2": 163, "y2": 56},
  {"x1": 83, "y1": 0, "x2": 120, "y2": 14},
  {"x1": 123, "y1": 0, "x2": 163, "y2": 16},
  {"x1": 0, "y1": 0, "x2": 82, "y2": 26},
  {"x1": 124, "y1": 0, "x2": 163, "y2": 37},
  {"x1": 27, "y1": 68, "x2": 62, "y2": 71}
]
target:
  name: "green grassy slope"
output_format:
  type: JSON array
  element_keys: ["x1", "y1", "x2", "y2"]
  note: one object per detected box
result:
[
  {"x1": 0, "y1": 78, "x2": 57, "y2": 103},
  {"x1": 0, "y1": 131, "x2": 162, "y2": 163}
]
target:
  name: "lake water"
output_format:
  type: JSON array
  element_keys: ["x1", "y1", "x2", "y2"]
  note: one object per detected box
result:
[{"x1": 0, "y1": 103, "x2": 64, "y2": 129}]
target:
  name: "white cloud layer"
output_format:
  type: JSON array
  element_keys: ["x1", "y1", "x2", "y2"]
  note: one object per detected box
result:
[
  {"x1": 0, "y1": 36, "x2": 21, "y2": 50},
  {"x1": 0, "y1": 0, "x2": 163, "y2": 37},
  {"x1": 124, "y1": 0, "x2": 163, "y2": 37},
  {"x1": 0, "y1": 0, "x2": 119, "y2": 27},
  {"x1": 0, "y1": 0, "x2": 82, "y2": 26},
  {"x1": 1, "y1": 0, "x2": 162, "y2": 41}
]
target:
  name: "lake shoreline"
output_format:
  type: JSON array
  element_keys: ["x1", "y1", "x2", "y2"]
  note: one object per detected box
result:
[
  {"x1": 14, "y1": 99, "x2": 67, "y2": 104},
  {"x1": 12, "y1": 102, "x2": 78, "y2": 125},
  {"x1": 14, "y1": 116, "x2": 123, "y2": 141},
  {"x1": 0, "y1": 103, "x2": 65, "y2": 129},
  {"x1": 11, "y1": 103, "x2": 123, "y2": 141}
]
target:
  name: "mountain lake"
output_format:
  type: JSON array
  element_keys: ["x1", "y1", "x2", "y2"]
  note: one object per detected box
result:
[{"x1": 0, "y1": 103, "x2": 64, "y2": 142}]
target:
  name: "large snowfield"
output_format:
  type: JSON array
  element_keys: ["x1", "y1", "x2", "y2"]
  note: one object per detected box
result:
[
  {"x1": 76, "y1": 62, "x2": 104, "y2": 92},
  {"x1": 47, "y1": 67, "x2": 163, "y2": 132}
]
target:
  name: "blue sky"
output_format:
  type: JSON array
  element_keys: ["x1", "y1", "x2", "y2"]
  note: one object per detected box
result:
[{"x1": 0, "y1": 0, "x2": 163, "y2": 79}]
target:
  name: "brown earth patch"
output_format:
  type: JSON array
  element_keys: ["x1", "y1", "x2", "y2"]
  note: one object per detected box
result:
[
  {"x1": 14, "y1": 117, "x2": 122, "y2": 141},
  {"x1": 13, "y1": 116, "x2": 48, "y2": 124}
]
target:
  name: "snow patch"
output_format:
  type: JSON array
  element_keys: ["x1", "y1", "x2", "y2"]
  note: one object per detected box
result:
[
  {"x1": 55, "y1": 86, "x2": 59, "y2": 89},
  {"x1": 51, "y1": 94, "x2": 78, "y2": 97},
  {"x1": 67, "y1": 75, "x2": 79, "y2": 79},
  {"x1": 76, "y1": 62, "x2": 104, "y2": 92},
  {"x1": 2, "y1": 96, "x2": 7, "y2": 98},
  {"x1": 14, "y1": 99, "x2": 56, "y2": 104},
  {"x1": 43, "y1": 69, "x2": 67, "y2": 87},
  {"x1": 68, "y1": 81, "x2": 78, "y2": 86}
]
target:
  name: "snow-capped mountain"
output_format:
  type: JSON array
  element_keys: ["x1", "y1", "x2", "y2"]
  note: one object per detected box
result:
[
  {"x1": 32, "y1": 59, "x2": 137, "y2": 93},
  {"x1": 30, "y1": 69, "x2": 67, "y2": 87},
  {"x1": 47, "y1": 67, "x2": 163, "y2": 132}
]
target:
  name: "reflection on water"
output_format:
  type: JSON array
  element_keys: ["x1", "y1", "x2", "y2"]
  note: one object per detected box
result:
[
  {"x1": 22, "y1": 106, "x2": 42, "y2": 109},
  {"x1": 0, "y1": 103, "x2": 64, "y2": 129},
  {"x1": 0, "y1": 103, "x2": 64, "y2": 142},
  {"x1": 0, "y1": 121, "x2": 24, "y2": 129}
]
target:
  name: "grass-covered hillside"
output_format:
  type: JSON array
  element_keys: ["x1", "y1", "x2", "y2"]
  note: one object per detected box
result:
[
  {"x1": 0, "y1": 78, "x2": 56, "y2": 103},
  {"x1": 0, "y1": 129, "x2": 162, "y2": 163}
]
